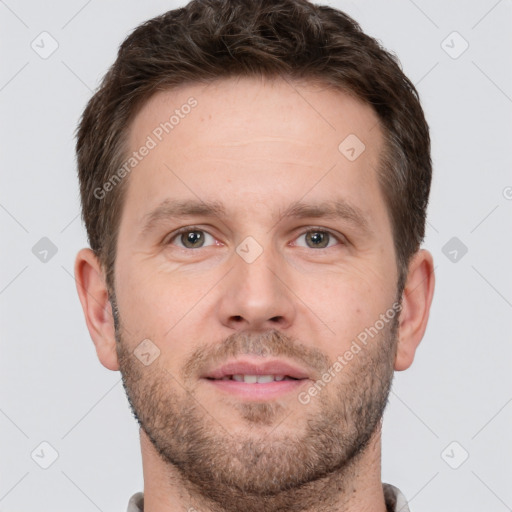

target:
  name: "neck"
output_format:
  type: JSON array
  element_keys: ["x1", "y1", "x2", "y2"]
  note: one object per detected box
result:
[{"x1": 139, "y1": 422, "x2": 388, "y2": 512}]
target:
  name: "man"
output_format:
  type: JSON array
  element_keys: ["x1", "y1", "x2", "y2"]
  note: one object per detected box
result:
[{"x1": 74, "y1": 0, "x2": 435, "y2": 511}]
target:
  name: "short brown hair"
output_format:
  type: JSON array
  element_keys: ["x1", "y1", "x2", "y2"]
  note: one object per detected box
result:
[{"x1": 76, "y1": 0, "x2": 431, "y2": 294}]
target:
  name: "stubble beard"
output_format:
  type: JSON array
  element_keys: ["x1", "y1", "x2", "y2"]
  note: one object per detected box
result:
[{"x1": 112, "y1": 294, "x2": 399, "y2": 512}]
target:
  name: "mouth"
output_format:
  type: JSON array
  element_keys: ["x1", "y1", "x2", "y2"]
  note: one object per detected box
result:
[
  {"x1": 202, "y1": 358, "x2": 310, "y2": 380},
  {"x1": 207, "y1": 374, "x2": 301, "y2": 383},
  {"x1": 201, "y1": 359, "x2": 310, "y2": 400}
]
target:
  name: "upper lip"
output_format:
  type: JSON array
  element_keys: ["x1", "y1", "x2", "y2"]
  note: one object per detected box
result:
[{"x1": 202, "y1": 358, "x2": 311, "y2": 380}]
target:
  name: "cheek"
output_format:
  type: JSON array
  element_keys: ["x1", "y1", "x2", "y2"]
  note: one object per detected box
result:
[
  {"x1": 115, "y1": 261, "x2": 217, "y2": 348},
  {"x1": 299, "y1": 263, "x2": 394, "y2": 348}
]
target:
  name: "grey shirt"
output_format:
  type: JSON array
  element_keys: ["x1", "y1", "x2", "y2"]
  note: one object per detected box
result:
[{"x1": 126, "y1": 483, "x2": 410, "y2": 511}]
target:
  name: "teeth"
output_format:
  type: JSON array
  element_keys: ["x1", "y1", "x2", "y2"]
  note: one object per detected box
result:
[
  {"x1": 231, "y1": 374, "x2": 289, "y2": 383},
  {"x1": 255, "y1": 375, "x2": 274, "y2": 383}
]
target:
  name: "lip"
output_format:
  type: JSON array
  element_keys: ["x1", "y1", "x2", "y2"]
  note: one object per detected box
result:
[
  {"x1": 204, "y1": 378, "x2": 308, "y2": 400},
  {"x1": 200, "y1": 358, "x2": 311, "y2": 401},
  {"x1": 201, "y1": 358, "x2": 311, "y2": 380}
]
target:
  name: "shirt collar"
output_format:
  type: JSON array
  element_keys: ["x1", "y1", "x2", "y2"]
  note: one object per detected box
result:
[{"x1": 127, "y1": 483, "x2": 410, "y2": 512}]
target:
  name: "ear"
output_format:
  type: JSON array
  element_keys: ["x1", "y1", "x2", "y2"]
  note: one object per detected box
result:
[
  {"x1": 74, "y1": 248, "x2": 119, "y2": 371},
  {"x1": 394, "y1": 249, "x2": 435, "y2": 371}
]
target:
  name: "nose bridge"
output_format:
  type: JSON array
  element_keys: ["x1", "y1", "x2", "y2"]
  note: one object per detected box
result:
[
  {"x1": 238, "y1": 240, "x2": 278, "y2": 300},
  {"x1": 216, "y1": 236, "x2": 295, "y2": 330}
]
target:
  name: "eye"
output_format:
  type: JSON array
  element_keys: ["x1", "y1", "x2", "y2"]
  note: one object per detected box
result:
[
  {"x1": 167, "y1": 228, "x2": 217, "y2": 249},
  {"x1": 164, "y1": 227, "x2": 344, "y2": 250},
  {"x1": 293, "y1": 229, "x2": 342, "y2": 249}
]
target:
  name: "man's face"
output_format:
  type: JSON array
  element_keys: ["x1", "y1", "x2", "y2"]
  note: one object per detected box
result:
[{"x1": 112, "y1": 77, "x2": 400, "y2": 505}]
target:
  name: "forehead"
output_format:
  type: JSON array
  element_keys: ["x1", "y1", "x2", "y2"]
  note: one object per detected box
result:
[
  {"x1": 121, "y1": 76, "x2": 388, "y2": 234},
  {"x1": 128, "y1": 77, "x2": 381, "y2": 159}
]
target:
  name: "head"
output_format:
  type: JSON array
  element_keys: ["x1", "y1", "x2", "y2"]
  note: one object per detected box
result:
[{"x1": 74, "y1": 1, "x2": 434, "y2": 510}]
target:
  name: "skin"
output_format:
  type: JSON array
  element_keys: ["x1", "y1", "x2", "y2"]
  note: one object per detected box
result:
[{"x1": 75, "y1": 76, "x2": 435, "y2": 512}]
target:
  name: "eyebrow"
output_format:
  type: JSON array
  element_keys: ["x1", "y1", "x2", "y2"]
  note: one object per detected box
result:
[
  {"x1": 280, "y1": 199, "x2": 372, "y2": 234},
  {"x1": 140, "y1": 197, "x2": 372, "y2": 236},
  {"x1": 141, "y1": 199, "x2": 227, "y2": 236}
]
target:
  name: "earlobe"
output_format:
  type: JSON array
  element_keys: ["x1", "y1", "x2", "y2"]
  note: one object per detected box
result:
[
  {"x1": 394, "y1": 249, "x2": 435, "y2": 371},
  {"x1": 74, "y1": 248, "x2": 120, "y2": 371}
]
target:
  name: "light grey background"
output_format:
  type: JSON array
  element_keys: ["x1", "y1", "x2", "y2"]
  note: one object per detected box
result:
[{"x1": 1, "y1": 0, "x2": 511, "y2": 511}]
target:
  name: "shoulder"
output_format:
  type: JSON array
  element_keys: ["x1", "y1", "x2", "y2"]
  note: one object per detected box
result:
[
  {"x1": 383, "y1": 483, "x2": 410, "y2": 512},
  {"x1": 126, "y1": 491, "x2": 144, "y2": 512}
]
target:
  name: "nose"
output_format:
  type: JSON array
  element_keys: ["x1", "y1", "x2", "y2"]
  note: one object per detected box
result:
[{"x1": 215, "y1": 244, "x2": 296, "y2": 332}]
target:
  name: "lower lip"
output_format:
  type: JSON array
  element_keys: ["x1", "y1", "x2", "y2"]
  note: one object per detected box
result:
[{"x1": 202, "y1": 378, "x2": 308, "y2": 400}]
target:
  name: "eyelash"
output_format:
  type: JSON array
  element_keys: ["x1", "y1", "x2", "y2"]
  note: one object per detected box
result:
[{"x1": 164, "y1": 225, "x2": 346, "y2": 250}]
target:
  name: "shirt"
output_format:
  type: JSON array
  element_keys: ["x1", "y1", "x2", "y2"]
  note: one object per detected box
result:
[{"x1": 126, "y1": 482, "x2": 410, "y2": 511}]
